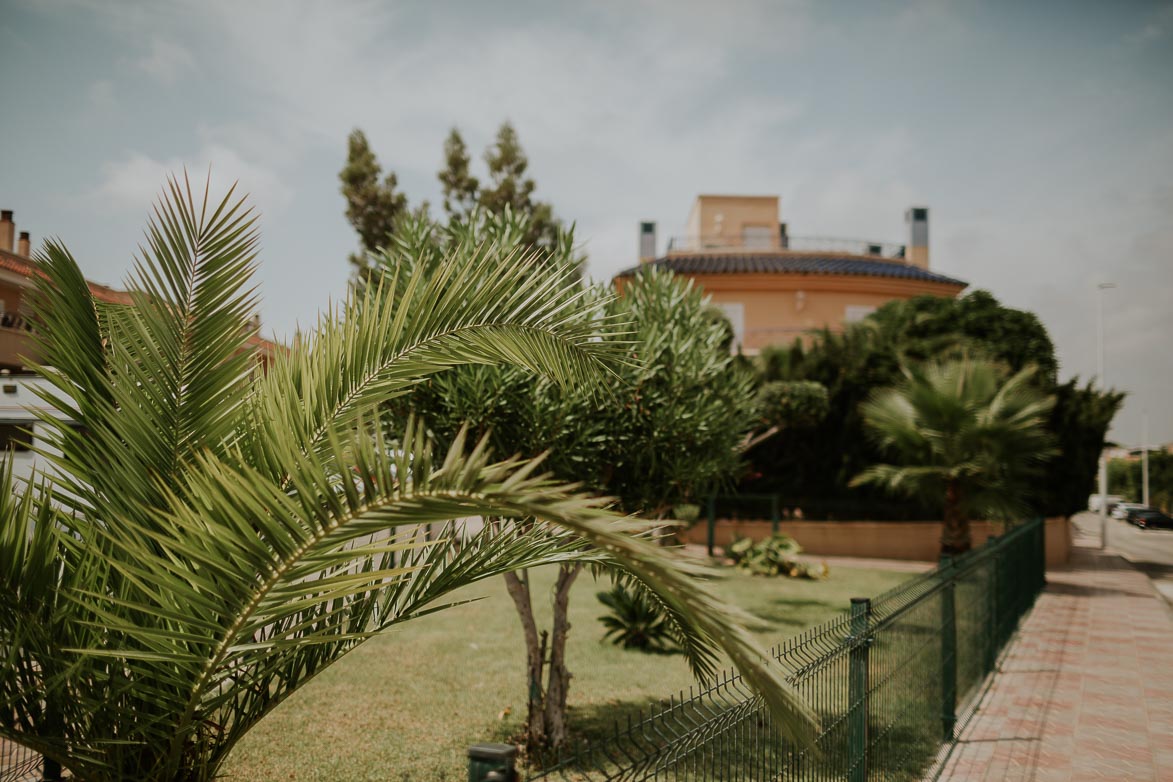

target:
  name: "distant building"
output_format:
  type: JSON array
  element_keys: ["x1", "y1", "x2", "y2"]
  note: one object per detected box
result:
[
  {"x1": 615, "y1": 195, "x2": 967, "y2": 352},
  {"x1": 0, "y1": 209, "x2": 280, "y2": 484}
]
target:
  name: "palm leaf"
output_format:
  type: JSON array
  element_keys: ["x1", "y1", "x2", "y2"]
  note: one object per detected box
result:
[{"x1": 1, "y1": 177, "x2": 819, "y2": 782}]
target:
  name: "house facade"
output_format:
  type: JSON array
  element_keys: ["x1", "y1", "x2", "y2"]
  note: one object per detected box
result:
[
  {"x1": 615, "y1": 195, "x2": 967, "y2": 352},
  {"x1": 0, "y1": 209, "x2": 279, "y2": 485}
]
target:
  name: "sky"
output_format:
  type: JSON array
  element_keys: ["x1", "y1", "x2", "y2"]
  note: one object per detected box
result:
[{"x1": 1, "y1": 0, "x2": 1171, "y2": 446}]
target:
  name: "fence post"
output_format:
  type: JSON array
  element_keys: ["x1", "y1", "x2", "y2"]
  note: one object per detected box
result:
[
  {"x1": 848, "y1": 596, "x2": 871, "y2": 782},
  {"x1": 41, "y1": 757, "x2": 63, "y2": 782},
  {"x1": 706, "y1": 496, "x2": 716, "y2": 557},
  {"x1": 1036, "y1": 517, "x2": 1046, "y2": 592},
  {"x1": 939, "y1": 555, "x2": 957, "y2": 742},
  {"x1": 770, "y1": 495, "x2": 780, "y2": 534},
  {"x1": 985, "y1": 536, "x2": 999, "y2": 675}
]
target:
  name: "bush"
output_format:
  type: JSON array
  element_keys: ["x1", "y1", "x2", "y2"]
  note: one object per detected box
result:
[
  {"x1": 596, "y1": 582, "x2": 680, "y2": 652},
  {"x1": 726, "y1": 534, "x2": 829, "y2": 579}
]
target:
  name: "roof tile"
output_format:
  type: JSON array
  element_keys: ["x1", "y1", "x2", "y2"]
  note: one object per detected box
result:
[{"x1": 615, "y1": 253, "x2": 968, "y2": 287}]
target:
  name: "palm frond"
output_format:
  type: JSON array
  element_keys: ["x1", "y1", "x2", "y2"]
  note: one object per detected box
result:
[
  {"x1": 2, "y1": 178, "x2": 819, "y2": 781},
  {"x1": 246, "y1": 240, "x2": 628, "y2": 482}
]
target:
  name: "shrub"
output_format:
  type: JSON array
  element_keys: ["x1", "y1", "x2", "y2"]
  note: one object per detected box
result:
[
  {"x1": 597, "y1": 582, "x2": 680, "y2": 652},
  {"x1": 726, "y1": 535, "x2": 829, "y2": 579}
]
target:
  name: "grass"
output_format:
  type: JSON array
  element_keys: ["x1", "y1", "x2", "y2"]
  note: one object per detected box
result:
[{"x1": 221, "y1": 561, "x2": 915, "y2": 781}]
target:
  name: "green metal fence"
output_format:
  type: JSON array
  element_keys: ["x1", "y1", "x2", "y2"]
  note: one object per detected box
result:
[
  {"x1": 526, "y1": 517, "x2": 1046, "y2": 781},
  {"x1": 0, "y1": 738, "x2": 40, "y2": 782}
]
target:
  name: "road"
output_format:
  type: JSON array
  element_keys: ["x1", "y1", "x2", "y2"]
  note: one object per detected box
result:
[{"x1": 1072, "y1": 510, "x2": 1173, "y2": 605}]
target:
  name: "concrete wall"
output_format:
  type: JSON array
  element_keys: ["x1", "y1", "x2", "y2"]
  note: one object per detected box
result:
[
  {"x1": 682, "y1": 516, "x2": 1072, "y2": 567},
  {"x1": 695, "y1": 271, "x2": 966, "y2": 352},
  {"x1": 687, "y1": 195, "x2": 781, "y2": 248}
]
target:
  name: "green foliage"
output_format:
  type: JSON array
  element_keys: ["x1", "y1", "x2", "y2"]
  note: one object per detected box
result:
[
  {"x1": 596, "y1": 581, "x2": 680, "y2": 652},
  {"x1": 744, "y1": 290, "x2": 1115, "y2": 521},
  {"x1": 598, "y1": 269, "x2": 759, "y2": 514},
  {"x1": 370, "y1": 215, "x2": 759, "y2": 714},
  {"x1": 478, "y1": 122, "x2": 560, "y2": 250},
  {"x1": 342, "y1": 121, "x2": 566, "y2": 279},
  {"x1": 1038, "y1": 379, "x2": 1126, "y2": 517},
  {"x1": 853, "y1": 359, "x2": 1056, "y2": 552},
  {"x1": 755, "y1": 380, "x2": 830, "y2": 430},
  {"x1": 1109, "y1": 452, "x2": 1173, "y2": 513},
  {"x1": 868, "y1": 289, "x2": 1059, "y2": 384},
  {"x1": 340, "y1": 129, "x2": 409, "y2": 273},
  {"x1": 438, "y1": 128, "x2": 480, "y2": 222},
  {"x1": 381, "y1": 226, "x2": 757, "y2": 518},
  {"x1": 726, "y1": 534, "x2": 828, "y2": 579},
  {"x1": 0, "y1": 177, "x2": 818, "y2": 780},
  {"x1": 745, "y1": 321, "x2": 908, "y2": 513}
]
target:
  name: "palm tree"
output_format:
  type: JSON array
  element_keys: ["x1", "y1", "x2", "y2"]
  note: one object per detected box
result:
[
  {"x1": 852, "y1": 359, "x2": 1055, "y2": 556},
  {"x1": 0, "y1": 176, "x2": 815, "y2": 781}
]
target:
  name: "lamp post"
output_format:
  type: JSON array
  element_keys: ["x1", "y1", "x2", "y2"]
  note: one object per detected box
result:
[{"x1": 1097, "y1": 282, "x2": 1116, "y2": 550}]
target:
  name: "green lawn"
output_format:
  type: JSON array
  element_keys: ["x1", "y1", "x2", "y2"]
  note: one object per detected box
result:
[{"x1": 222, "y1": 562, "x2": 913, "y2": 781}]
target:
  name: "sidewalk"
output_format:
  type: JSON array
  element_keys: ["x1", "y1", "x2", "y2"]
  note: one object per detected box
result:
[{"x1": 935, "y1": 525, "x2": 1173, "y2": 781}]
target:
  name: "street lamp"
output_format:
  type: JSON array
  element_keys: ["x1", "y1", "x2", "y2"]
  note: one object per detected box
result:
[{"x1": 1097, "y1": 282, "x2": 1115, "y2": 550}]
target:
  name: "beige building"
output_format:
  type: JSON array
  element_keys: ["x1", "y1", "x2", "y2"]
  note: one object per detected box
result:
[{"x1": 616, "y1": 195, "x2": 967, "y2": 352}]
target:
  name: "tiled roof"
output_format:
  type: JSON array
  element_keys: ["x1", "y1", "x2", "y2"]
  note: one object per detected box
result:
[
  {"x1": 0, "y1": 249, "x2": 135, "y2": 304},
  {"x1": 0, "y1": 249, "x2": 282, "y2": 353},
  {"x1": 615, "y1": 252, "x2": 968, "y2": 287}
]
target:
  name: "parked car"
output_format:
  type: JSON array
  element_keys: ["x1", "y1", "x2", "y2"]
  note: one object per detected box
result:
[
  {"x1": 1125, "y1": 507, "x2": 1151, "y2": 524},
  {"x1": 1113, "y1": 502, "x2": 1150, "y2": 521},
  {"x1": 1130, "y1": 509, "x2": 1173, "y2": 530},
  {"x1": 1089, "y1": 494, "x2": 1125, "y2": 513}
]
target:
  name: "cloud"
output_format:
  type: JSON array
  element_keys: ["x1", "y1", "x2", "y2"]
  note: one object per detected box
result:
[
  {"x1": 86, "y1": 80, "x2": 116, "y2": 112},
  {"x1": 11, "y1": 0, "x2": 1173, "y2": 444},
  {"x1": 94, "y1": 144, "x2": 292, "y2": 214},
  {"x1": 134, "y1": 37, "x2": 195, "y2": 83},
  {"x1": 1127, "y1": 3, "x2": 1173, "y2": 47}
]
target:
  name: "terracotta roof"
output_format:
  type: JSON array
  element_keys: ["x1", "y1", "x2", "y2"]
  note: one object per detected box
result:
[
  {"x1": 0, "y1": 249, "x2": 282, "y2": 353},
  {"x1": 0, "y1": 250, "x2": 38, "y2": 279},
  {"x1": 0, "y1": 249, "x2": 136, "y2": 304},
  {"x1": 615, "y1": 252, "x2": 968, "y2": 287}
]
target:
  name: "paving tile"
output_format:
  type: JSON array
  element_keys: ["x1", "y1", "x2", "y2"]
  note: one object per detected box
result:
[{"x1": 934, "y1": 542, "x2": 1173, "y2": 782}]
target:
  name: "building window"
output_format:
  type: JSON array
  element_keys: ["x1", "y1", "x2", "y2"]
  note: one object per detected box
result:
[
  {"x1": 845, "y1": 305, "x2": 877, "y2": 323},
  {"x1": 0, "y1": 423, "x2": 33, "y2": 452}
]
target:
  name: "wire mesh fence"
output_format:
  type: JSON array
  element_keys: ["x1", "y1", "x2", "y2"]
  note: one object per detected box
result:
[
  {"x1": 2, "y1": 520, "x2": 1045, "y2": 782},
  {"x1": 0, "y1": 738, "x2": 40, "y2": 782},
  {"x1": 526, "y1": 518, "x2": 1046, "y2": 781}
]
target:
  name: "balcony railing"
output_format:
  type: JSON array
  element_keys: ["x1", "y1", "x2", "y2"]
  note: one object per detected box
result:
[{"x1": 666, "y1": 234, "x2": 908, "y2": 259}]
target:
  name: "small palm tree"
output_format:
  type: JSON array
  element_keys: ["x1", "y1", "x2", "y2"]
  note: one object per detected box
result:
[
  {"x1": 852, "y1": 359, "x2": 1055, "y2": 556},
  {"x1": 0, "y1": 176, "x2": 815, "y2": 781}
]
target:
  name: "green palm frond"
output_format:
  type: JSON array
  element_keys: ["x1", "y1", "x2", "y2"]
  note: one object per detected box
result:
[
  {"x1": 246, "y1": 237, "x2": 627, "y2": 481},
  {"x1": 27, "y1": 172, "x2": 260, "y2": 524},
  {"x1": 0, "y1": 177, "x2": 818, "y2": 782},
  {"x1": 853, "y1": 359, "x2": 1056, "y2": 520}
]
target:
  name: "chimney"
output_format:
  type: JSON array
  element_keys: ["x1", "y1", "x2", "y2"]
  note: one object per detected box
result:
[
  {"x1": 778, "y1": 222, "x2": 789, "y2": 249},
  {"x1": 639, "y1": 221, "x2": 657, "y2": 263},
  {"x1": 905, "y1": 207, "x2": 929, "y2": 268},
  {"x1": 17, "y1": 232, "x2": 30, "y2": 257},
  {"x1": 0, "y1": 211, "x2": 13, "y2": 253}
]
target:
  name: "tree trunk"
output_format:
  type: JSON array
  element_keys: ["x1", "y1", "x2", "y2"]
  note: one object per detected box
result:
[
  {"x1": 940, "y1": 480, "x2": 972, "y2": 556},
  {"x1": 542, "y1": 563, "x2": 582, "y2": 748},
  {"x1": 503, "y1": 568, "x2": 547, "y2": 749}
]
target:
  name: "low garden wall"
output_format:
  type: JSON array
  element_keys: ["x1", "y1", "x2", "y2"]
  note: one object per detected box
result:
[{"x1": 682, "y1": 516, "x2": 1072, "y2": 567}]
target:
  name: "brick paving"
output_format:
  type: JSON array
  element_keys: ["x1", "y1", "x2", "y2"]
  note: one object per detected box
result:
[{"x1": 935, "y1": 533, "x2": 1173, "y2": 781}]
